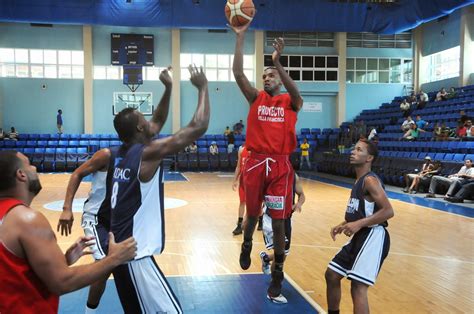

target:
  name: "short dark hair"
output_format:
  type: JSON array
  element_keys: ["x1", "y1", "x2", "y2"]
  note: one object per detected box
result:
[
  {"x1": 113, "y1": 108, "x2": 139, "y2": 142},
  {"x1": 358, "y1": 138, "x2": 378, "y2": 162},
  {"x1": 0, "y1": 151, "x2": 22, "y2": 191}
]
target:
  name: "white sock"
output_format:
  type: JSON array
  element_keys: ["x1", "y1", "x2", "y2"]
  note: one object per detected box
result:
[{"x1": 85, "y1": 305, "x2": 97, "y2": 314}]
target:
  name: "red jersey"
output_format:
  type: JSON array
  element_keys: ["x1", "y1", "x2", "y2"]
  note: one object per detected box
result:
[
  {"x1": 0, "y1": 198, "x2": 59, "y2": 314},
  {"x1": 246, "y1": 91, "x2": 297, "y2": 155}
]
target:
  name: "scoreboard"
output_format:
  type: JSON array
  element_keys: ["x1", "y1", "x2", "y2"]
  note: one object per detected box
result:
[{"x1": 111, "y1": 33, "x2": 154, "y2": 66}]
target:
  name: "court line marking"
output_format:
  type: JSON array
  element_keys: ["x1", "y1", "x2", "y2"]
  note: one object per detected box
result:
[{"x1": 299, "y1": 174, "x2": 474, "y2": 219}]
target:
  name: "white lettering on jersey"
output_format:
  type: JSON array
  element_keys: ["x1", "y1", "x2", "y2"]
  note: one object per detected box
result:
[
  {"x1": 114, "y1": 168, "x2": 131, "y2": 181},
  {"x1": 346, "y1": 197, "x2": 359, "y2": 214},
  {"x1": 257, "y1": 105, "x2": 285, "y2": 123}
]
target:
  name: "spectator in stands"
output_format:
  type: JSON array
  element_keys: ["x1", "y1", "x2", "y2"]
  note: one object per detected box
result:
[
  {"x1": 402, "y1": 123, "x2": 424, "y2": 141},
  {"x1": 224, "y1": 126, "x2": 232, "y2": 136},
  {"x1": 404, "y1": 162, "x2": 440, "y2": 194},
  {"x1": 209, "y1": 141, "x2": 218, "y2": 155},
  {"x1": 0, "y1": 128, "x2": 4, "y2": 140},
  {"x1": 425, "y1": 159, "x2": 474, "y2": 198},
  {"x1": 417, "y1": 90, "x2": 429, "y2": 109},
  {"x1": 368, "y1": 126, "x2": 377, "y2": 141},
  {"x1": 400, "y1": 99, "x2": 411, "y2": 117},
  {"x1": 402, "y1": 156, "x2": 432, "y2": 192},
  {"x1": 415, "y1": 115, "x2": 429, "y2": 131},
  {"x1": 356, "y1": 120, "x2": 367, "y2": 140},
  {"x1": 447, "y1": 87, "x2": 457, "y2": 99},
  {"x1": 233, "y1": 120, "x2": 244, "y2": 135},
  {"x1": 227, "y1": 132, "x2": 235, "y2": 153},
  {"x1": 456, "y1": 121, "x2": 467, "y2": 139},
  {"x1": 401, "y1": 116, "x2": 415, "y2": 132},
  {"x1": 299, "y1": 138, "x2": 311, "y2": 170},
  {"x1": 8, "y1": 127, "x2": 18, "y2": 141},
  {"x1": 57, "y1": 109, "x2": 63, "y2": 134},
  {"x1": 186, "y1": 141, "x2": 198, "y2": 153},
  {"x1": 433, "y1": 122, "x2": 451, "y2": 141},
  {"x1": 465, "y1": 120, "x2": 474, "y2": 139},
  {"x1": 407, "y1": 92, "x2": 417, "y2": 106},
  {"x1": 435, "y1": 88, "x2": 448, "y2": 101},
  {"x1": 445, "y1": 181, "x2": 474, "y2": 203},
  {"x1": 459, "y1": 110, "x2": 469, "y2": 124}
]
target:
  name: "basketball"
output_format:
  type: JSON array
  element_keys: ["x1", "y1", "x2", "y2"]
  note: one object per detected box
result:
[{"x1": 225, "y1": 0, "x2": 255, "y2": 27}]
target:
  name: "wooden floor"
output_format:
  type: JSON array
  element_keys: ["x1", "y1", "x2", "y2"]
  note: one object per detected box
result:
[{"x1": 36, "y1": 172, "x2": 473, "y2": 314}]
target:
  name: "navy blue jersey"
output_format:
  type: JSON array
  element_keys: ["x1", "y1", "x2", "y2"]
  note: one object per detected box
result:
[
  {"x1": 111, "y1": 143, "x2": 165, "y2": 259},
  {"x1": 345, "y1": 172, "x2": 388, "y2": 227}
]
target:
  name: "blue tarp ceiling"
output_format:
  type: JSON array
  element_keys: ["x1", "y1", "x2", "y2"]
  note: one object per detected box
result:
[{"x1": 0, "y1": 0, "x2": 473, "y2": 34}]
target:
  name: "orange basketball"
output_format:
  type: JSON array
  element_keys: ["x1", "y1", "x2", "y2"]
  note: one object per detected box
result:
[{"x1": 225, "y1": 0, "x2": 255, "y2": 27}]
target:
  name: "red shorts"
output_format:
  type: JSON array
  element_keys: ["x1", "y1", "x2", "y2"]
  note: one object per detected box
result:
[
  {"x1": 243, "y1": 153, "x2": 294, "y2": 219},
  {"x1": 238, "y1": 174, "x2": 245, "y2": 203}
]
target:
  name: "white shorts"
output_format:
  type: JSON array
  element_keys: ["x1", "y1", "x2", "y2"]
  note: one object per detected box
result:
[
  {"x1": 261, "y1": 211, "x2": 292, "y2": 255},
  {"x1": 81, "y1": 214, "x2": 108, "y2": 260}
]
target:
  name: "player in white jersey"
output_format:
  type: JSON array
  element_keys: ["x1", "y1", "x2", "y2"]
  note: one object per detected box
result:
[
  {"x1": 110, "y1": 65, "x2": 209, "y2": 313},
  {"x1": 57, "y1": 67, "x2": 174, "y2": 313}
]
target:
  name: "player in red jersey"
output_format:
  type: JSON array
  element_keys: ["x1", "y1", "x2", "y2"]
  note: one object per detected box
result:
[
  {"x1": 230, "y1": 18, "x2": 303, "y2": 303},
  {"x1": 0, "y1": 151, "x2": 136, "y2": 314}
]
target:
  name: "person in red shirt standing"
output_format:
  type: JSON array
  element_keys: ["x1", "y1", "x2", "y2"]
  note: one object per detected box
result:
[
  {"x1": 231, "y1": 19, "x2": 303, "y2": 303},
  {"x1": 0, "y1": 151, "x2": 137, "y2": 314}
]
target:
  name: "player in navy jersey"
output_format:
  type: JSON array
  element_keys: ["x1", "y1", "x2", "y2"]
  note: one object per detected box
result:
[
  {"x1": 57, "y1": 68, "x2": 173, "y2": 314},
  {"x1": 325, "y1": 139, "x2": 394, "y2": 314},
  {"x1": 110, "y1": 65, "x2": 209, "y2": 313}
]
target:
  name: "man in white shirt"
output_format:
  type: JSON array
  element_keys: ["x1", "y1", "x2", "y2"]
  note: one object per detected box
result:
[
  {"x1": 401, "y1": 116, "x2": 415, "y2": 132},
  {"x1": 426, "y1": 159, "x2": 474, "y2": 198}
]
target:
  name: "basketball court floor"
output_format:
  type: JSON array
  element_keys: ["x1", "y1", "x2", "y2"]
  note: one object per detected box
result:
[{"x1": 35, "y1": 171, "x2": 473, "y2": 313}]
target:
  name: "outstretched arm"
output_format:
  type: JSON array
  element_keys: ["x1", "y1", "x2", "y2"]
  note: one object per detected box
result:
[
  {"x1": 230, "y1": 22, "x2": 259, "y2": 104},
  {"x1": 58, "y1": 149, "x2": 111, "y2": 236},
  {"x1": 140, "y1": 65, "x2": 210, "y2": 180},
  {"x1": 150, "y1": 67, "x2": 172, "y2": 135},
  {"x1": 272, "y1": 38, "x2": 303, "y2": 112}
]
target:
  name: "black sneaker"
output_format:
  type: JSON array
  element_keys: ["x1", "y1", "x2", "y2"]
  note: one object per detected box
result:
[
  {"x1": 232, "y1": 224, "x2": 242, "y2": 235},
  {"x1": 425, "y1": 193, "x2": 435, "y2": 198},
  {"x1": 267, "y1": 270, "x2": 284, "y2": 299},
  {"x1": 239, "y1": 241, "x2": 252, "y2": 270}
]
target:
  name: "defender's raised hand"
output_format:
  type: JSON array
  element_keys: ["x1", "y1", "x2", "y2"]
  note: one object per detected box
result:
[{"x1": 188, "y1": 65, "x2": 208, "y2": 89}]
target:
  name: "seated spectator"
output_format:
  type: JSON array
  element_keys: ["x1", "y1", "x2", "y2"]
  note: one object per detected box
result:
[
  {"x1": 402, "y1": 156, "x2": 432, "y2": 192},
  {"x1": 400, "y1": 99, "x2": 411, "y2": 117},
  {"x1": 426, "y1": 159, "x2": 474, "y2": 198},
  {"x1": 447, "y1": 87, "x2": 457, "y2": 99},
  {"x1": 456, "y1": 121, "x2": 467, "y2": 139},
  {"x1": 415, "y1": 115, "x2": 429, "y2": 130},
  {"x1": 445, "y1": 181, "x2": 474, "y2": 203},
  {"x1": 233, "y1": 120, "x2": 244, "y2": 135},
  {"x1": 434, "y1": 122, "x2": 450, "y2": 141},
  {"x1": 367, "y1": 126, "x2": 377, "y2": 141},
  {"x1": 404, "y1": 162, "x2": 440, "y2": 194},
  {"x1": 8, "y1": 127, "x2": 18, "y2": 141},
  {"x1": 407, "y1": 92, "x2": 417, "y2": 106},
  {"x1": 185, "y1": 141, "x2": 198, "y2": 153},
  {"x1": 0, "y1": 128, "x2": 4, "y2": 140},
  {"x1": 401, "y1": 116, "x2": 415, "y2": 132},
  {"x1": 417, "y1": 90, "x2": 429, "y2": 109},
  {"x1": 227, "y1": 132, "x2": 235, "y2": 153},
  {"x1": 209, "y1": 141, "x2": 218, "y2": 155},
  {"x1": 435, "y1": 88, "x2": 448, "y2": 101},
  {"x1": 224, "y1": 126, "x2": 232, "y2": 136},
  {"x1": 459, "y1": 110, "x2": 469, "y2": 124},
  {"x1": 465, "y1": 120, "x2": 474, "y2": 139},
  {"x1": 402, "y1": 123, "x2": 424, "y2": 141}
]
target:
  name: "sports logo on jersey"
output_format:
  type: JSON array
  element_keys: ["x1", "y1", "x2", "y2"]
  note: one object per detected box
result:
[
  {"x1": 346, "y1": 197, "x2": 359, "y2": 214},
  {"x1": 265, "y1": 195, "x2": 285, "y2": 210},
  {"x1": 114, "y1": 157, "x2": 123, "y2": 167},
  {"x1": 257, "y1": 105, "x2": 285, "y2": 123}
]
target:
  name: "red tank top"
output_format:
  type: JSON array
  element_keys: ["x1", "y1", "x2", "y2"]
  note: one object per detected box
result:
[
  {"x1": 246, "y1": 91, "x2": 297, "y2": 155},
  {"x1": 0, "y1": 198, "x2": 59, "y2": 314}
]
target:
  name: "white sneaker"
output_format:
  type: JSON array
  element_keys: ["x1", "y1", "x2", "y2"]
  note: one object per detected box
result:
[
  {"x1": 259, "y1": 251, "x2": 271, "y2": 275},
  {"x1": 267, "y1": 293, "x2": 288, "y2": 304}
]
